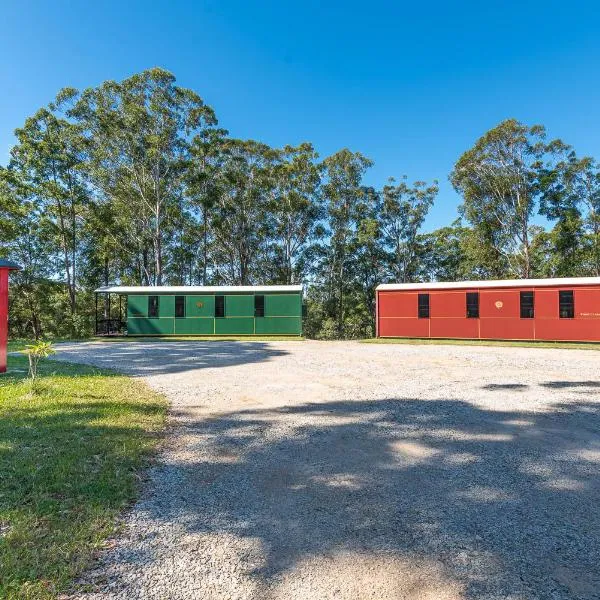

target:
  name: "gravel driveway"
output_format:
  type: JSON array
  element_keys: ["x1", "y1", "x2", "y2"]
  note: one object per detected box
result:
[{"x1": 53, "y1": 340, "x2": 600, "y2": 600}]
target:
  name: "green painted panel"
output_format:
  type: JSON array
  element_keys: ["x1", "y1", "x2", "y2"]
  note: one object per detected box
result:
[
  {"x1": 159, "y1": 295, "x2": 175, "y2": 318},
  {"x1": 265, "y1": 294, "x2": 302, "y2": 317},
  {"x1": 255, "y1": 317, "x2": 302, "y2": 335},
  {"x1": 127, "y1": 318, "x2": 174, "y2": 335},
  {"x1": 127, "y1": 295, "x2": 148, "y2": 317},
  {"x1": 174, "y1": 318, "x2": 215, "y2": 335},
  {"x1": 225, "y1": 295, "x2": 254, "y2": 317},
  {"x1": 186, "y1": 295, "x2": 215, "y2": 317},
  {"x1": 215, "y1": 317, "x2": 254, "y2": 334}
]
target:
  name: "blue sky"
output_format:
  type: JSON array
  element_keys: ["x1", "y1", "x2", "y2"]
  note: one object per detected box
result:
[{"x1": 2, "y1": 0, "x2": 599, "y2": 230}]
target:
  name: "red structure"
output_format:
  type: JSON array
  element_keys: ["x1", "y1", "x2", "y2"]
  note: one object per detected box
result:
[
  {"x1": 0, "y1": 260, "x2": 20, "y2": 373},
  {"x1": 376, "y1": 277, "x2": 600, "y2": 342}
]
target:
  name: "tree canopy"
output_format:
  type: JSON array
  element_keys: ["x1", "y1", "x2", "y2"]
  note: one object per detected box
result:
[{"x1": 1, "y1": 69, "x2": 597, "y2": 339}]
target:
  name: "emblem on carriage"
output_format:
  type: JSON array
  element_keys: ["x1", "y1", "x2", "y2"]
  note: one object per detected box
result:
[
  {"x1": 196, "y1": 302, "x2": 204, "y2": 308},
  {"x1": 495, "y1": 300, "x2": 503, "y2": 309}
]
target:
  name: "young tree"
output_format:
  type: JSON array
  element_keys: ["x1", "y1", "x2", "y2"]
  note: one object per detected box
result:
[{"x1": 451, "y1": 119, "x2": 567, "y2": 278}]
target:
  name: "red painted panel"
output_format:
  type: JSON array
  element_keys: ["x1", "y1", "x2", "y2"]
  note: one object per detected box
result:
[
  {"x1": 574, "y1": 288, "x2": 600, "y2": 319},
  {"x1": 0, "y1": 269, "x2": 8, "y2": 373},
  {"x1": 378, "y1": 317, "x2": 429, "y2": 338},
  {"x1": 378, "y1": 291, "x2": 418, "y2": 318},
  {"x1": 534, "y1": 289, "x2": 558, "y2": 319},
  {"x1": 480, "y1": 318, "x2": 535, "y2": 340},
  {"x1": 430, "y1": 291, "x2": 471, "y2": 318},
  {"x1": 535, "y1": 318, "x2": 600, "y2": 342},
  {"x1": 480, "y1": 289, "x2": 522, "y2": 318},
  {"x1": 430, "y1": 318, "x2": 479, "y2": 339}
]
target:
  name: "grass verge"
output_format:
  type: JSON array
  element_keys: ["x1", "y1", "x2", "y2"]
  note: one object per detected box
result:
[
  {"x1": 362, "y1": 337, "x2": 600, "y2": 350},
  {"x1": 0, "y1": 355, "x2": 167, "y2": 599}
]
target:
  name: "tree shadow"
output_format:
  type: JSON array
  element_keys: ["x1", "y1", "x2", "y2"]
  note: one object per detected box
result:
[
  {"x1": 481, "y1": 383, "x2": 529, "y2": 390},
  {"x1": 51, "y1": 341, "x2": 290, "y2": 375},
  {"x1": 92, "y1": 396, "x2": 600, "y2": 599}
]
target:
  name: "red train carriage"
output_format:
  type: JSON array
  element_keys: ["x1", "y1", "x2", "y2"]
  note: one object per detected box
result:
[
  {"x1": 0, "y1": 259, "x2": 21, "y2": 373},
  {"x1": 376, "y1": 277, "x2": 600, "y2": 342}
]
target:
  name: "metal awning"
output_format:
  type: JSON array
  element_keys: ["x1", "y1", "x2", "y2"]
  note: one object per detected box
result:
[
  {"x1": 0, "y1": 259, "x2": 21, "y2": 270},
  {"x1": 377, "y1": 277, "x2": 600, "y2": 291},
  {"x1": 94, "y1": 285, "x2": 303, "y2": 294}
]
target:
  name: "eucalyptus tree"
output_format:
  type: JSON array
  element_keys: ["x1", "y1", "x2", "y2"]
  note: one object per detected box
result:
[
  {"x1": 70, "y1": 67, "x2": 218, "y2": 285},
  {"x1": 7, "y1": 92, "x2": 88, "y2": 318},
  {"x1": 0, "y1": 167, "x2": 56, "y2": 338},
  {"x1": 379, "y1": 176, "x2": 438, "y2": 282},
  {"x1": 187, "y1": 127, "x2": 229, "y2": 284},
  {"x1": 451, "y1": 119, "x2": 567, "y2": 278},
  {"x1": 347, "y1": 185, "x2": 386, "y2": 335},
  {"x1": 210, "y1": 139, "x2": 277, "y2": 284},
  {"x1": 417, "y1": 221, "x2": 469, "y2": 282},
  {"x1": 268, "y1": 143, "x2": 323, "y2": 284},
  {"x1": 542, "y1": 156, "x2": 600, "y2": 276},
  {"x1": 321, "y1": 149, "x2": 373, "y2": 337}
]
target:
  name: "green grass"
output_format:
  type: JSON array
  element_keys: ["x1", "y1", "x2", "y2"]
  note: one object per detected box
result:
[
  {"x1": 0, "y1": 356, "x2": 167, "y2": 599},
  {"x1": 363, "y1": 337, "x2": 600, "y2": 350}
]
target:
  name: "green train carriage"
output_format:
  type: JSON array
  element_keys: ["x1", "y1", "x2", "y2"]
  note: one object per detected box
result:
[{"x1": 94, "y1": 285, "x2": 303, "y2": 336}]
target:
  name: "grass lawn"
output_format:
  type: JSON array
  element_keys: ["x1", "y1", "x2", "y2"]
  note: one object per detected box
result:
[
  {"x1": 0, "y1": 355, "x2": 167, "y2": 599},
  {"x1": 363, "y1": 337, "x2": 600, "y2": 350}
]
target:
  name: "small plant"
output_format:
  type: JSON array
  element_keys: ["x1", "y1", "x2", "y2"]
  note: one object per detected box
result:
[{"x1": 21, "y1": 341, "x2": 55, "y2": 392}]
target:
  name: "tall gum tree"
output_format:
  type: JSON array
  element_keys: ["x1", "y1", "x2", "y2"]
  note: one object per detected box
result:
[
  {"x1": 8, "y1": 93, "x2": 87, "y2": 319},
  {"x1": 268, "y1": 143, "x2": 323, "y2": 284},
  {"x1": 322, "y1": 149, "x2": 373, "y2": 337},
  {"x1": 70, "y1": 68, "x2": 217, "y2": 285},
  {"x1": 451, "y1": 119, "x2": 567, "y2": 278}
]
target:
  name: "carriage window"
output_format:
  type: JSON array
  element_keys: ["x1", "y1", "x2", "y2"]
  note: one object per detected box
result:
[
  {"x1": 466, "y1": 292, "x2": 479, "y2": 318},
  {"x1": 148, "y1": 296, "x2": 159, "y2": 318},
  {"x1": 520, "y1": 291, "x2": 534, "y2": 319},
  {"x1": 418, "y1": 293, "x2": 430, "y2": 318},
  {"x1": 175, "y1": 296, "x2": 185, "y2": 318},
  {"x1": 559, "y1": 290, "x2": 574, "y2": 318},
  {"x1": 215, "y1": 295, "x2": 225, "y2": 318},
  {"x1": 254, "y1": 295, "x2": 265, "y2": 317}
]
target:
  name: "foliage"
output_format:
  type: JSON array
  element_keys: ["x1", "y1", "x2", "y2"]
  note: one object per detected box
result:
[
  {"x1": 0, "y1": 355, "x2": 166, "y2": 598},
  {"x1": 2, "y1": 72, "x2": 600, "y2": 340},
  {"x1": 21, "y1": 340, "x2": 55, "y2": 389},
  {"x1": 451, "y1": 119, "x2": 568, "y2": 278}
]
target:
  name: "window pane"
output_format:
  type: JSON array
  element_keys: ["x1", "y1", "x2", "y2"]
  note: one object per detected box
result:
[
  {"x1": 254, "y1": 295, "x2": 265, "y2": 317},
  {"x1": 175, "y1": 296, "x2": 185, "y2": 318},
  {"x1": 148, "y1": 296, "x2": 159, "y2": 318},
  {"x1": 520, "y1": 291, "x2": 534, "y2": 319},
  {"x1": 466, "y1": 292, "x2": 479, "y2": 318},
  {"x1": 418, "y1": 293, "x2": 430, "y2": 319},
  {"x1": 559, "y1": 290, "x2": 574, "y2": 318},
  {"x1": 215, "y1": 295, "x2": 225, "y2": 318}
]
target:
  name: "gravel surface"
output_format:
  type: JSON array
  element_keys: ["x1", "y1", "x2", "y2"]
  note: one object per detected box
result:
[{"x1": 53, "y1": 340, "x2": 600, "y2": 600}]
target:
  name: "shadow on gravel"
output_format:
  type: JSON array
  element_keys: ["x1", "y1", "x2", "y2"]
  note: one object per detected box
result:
[
  {"x1": 53, "y1": 341, "x2": 289, "y2": 375},
  {"x1": 127, "y1": 394, "x2": 600, "y2": 599}
]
